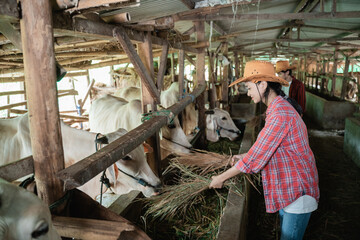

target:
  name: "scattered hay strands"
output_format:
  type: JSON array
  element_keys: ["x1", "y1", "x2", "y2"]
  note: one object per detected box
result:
[{"x1": 144, "y1": 158, "x2": 243, "y2": 222}]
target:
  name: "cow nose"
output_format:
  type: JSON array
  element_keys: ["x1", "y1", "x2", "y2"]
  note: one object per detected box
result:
[{"x1": 153, "y1": 183, "x2": 163, "y2": 195}]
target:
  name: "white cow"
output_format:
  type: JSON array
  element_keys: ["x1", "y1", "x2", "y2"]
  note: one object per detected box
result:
[
  {"x1": 0, "y1": 114, "x2": 161, "y2": 199},
  {"x1": 90, "y1": 95, "x2": 192, "y2": 158},
  {"x1": 0, "y1": 178, "x2": 61, "y2": 240},
  {"x1": 116, "y1": 82, "x2": 241, "y2": 142}
]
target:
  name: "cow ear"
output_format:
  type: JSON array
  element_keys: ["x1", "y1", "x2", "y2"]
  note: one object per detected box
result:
[
  {"x1": 95, "y1": 136, "x2": 109, "y2": 144},
  {"x1": 205, "y1": 110, "x2": 215, "y2": 115},
  {"x1": 143, "y1": 143, "x2": 153, "y2": 153}
]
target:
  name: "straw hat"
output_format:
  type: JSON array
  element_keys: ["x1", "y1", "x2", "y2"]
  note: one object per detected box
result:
[
  {"x1": 229, "y1": 60, "x2": 289, "y2": 87},
  {"x1": 275, "y1": 60, "x2": 296, "y2": 73}
]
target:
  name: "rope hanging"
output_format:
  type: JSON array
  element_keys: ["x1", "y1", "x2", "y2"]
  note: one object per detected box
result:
[{"x1": 141, "y1": 109, "x2": 175, "y2": 124}]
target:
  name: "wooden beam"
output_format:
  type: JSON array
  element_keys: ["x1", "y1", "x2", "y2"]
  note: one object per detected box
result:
[
  {"x1": 194, "y1": 20, "x2": 206, "y2": 148},
  {"x1": 52, "y1": 216, "x2": 135, "y2": 240},
  {"x1": 0, "y1": 156, "x2": 33, "y2": 182},
  {"x1": 113, "y1": 26, "x2": 160, "y2": 103},
  {"x1": 137, "y1": 31, "x2": 162, "y2": 177},
  {"x1": 178, "y1": 49, "x2": 185, "y2": 99},
  {"x1": 157, "y1": 42, "x2": 169, "y2": 91},
  {"x1": 57, "y1": 84, "x2": 206, "y2": 190},
  {"x1": 222, "y1": 42, "x2": 229, "y2": 107},
  {"x1": 185, "y1": 53, "x2": 196, "y2": 66},
  {"x1": 178, "y1": 11, "x2": 360, "y2": 21},
  {"x1": 331, "y1": 48, "x2": 338, "y2": 96},
  {"x1": 0, "y1": 21, "x2": 22, "y2": 50},
  {"x1": 341, "y1": 56, "x2": 350, "y2": 99},
  {"x1": 79, "y1": 79, "x2": 95, "y2": 109},
  {"x1": 183, "y1": 25, "x2": 196, "y2": 35},
  {"x1": 20, "y1": 0, "x2": 65, "y2": 205}
]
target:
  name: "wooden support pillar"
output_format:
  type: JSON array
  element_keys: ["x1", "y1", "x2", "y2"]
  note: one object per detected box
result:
[
  {"x1": 331, "y1": 48, "x2": 339, "y2": 97},
  {"x1": 137, "y1": 32, "x2": 161, "y2": 177},
  {"x1": 315, "y1": 55, "x2": 320, "y2": 91},
  {"x1": 303, "y1": 54, "x2": 307, "y2": 84},
  {"x1": 171, "y1": 53, "x2": 175, "y2": 82},
  {"x1": 222, "y1": 42, "x2": 229, "y2": 108},
  {"x1": 234, "y1": 51, "x2": 240, "y2": 79},
  {"x1": 321, "y1": 56, "x2": 326, "y2": 93},
  {"x1": 194, "y1": 20, "x2": 206, "y2": 148},
  {"x1": 340, "y1": 56, "x2": 350, "y2": 100},
  {"x1": 208, "y1": 51, "x2": 217, "y2": 109},
  {"x1": 20, "y1": 0, "x2": 65, "y2": 205},
  {"x1": 178, "y1": 49, "x2": 185, "y2": 99},
  {"x1": 157, "y1": 43, "x2": 169, "y2": 91}
]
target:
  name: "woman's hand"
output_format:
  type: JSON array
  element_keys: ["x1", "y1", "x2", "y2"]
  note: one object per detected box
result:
[
  {"x1": 209, "y1": 175, "x2": 225, "y2": 189},
  {"x1": 230, "y1": 153, "x2": 246, "y2": 166}
]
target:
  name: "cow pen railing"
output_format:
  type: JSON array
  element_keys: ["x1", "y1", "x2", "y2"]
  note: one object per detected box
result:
[{"x1": 0, "y1": 84, "x2": 205, "y2": 189}]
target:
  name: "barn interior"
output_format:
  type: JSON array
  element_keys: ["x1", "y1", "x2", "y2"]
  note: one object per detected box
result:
[{"x1": 0, "y1": 0, "x2": 359, "y2": 239}]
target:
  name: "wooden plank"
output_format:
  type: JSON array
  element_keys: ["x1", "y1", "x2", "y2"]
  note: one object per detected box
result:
[
  {"x1": 178, "y1": 11, "x2": 360, "y2": 21},
  {"x1": 178, "y1": 49, "x2": 185, "y2": 99},
  {"x1": 57, "y1": 84, "x2": 206, "y2": 189},
  {"x1": 0, "y1": 101, "x2": 27, "y2": 111},
  {"x1": 9, "y1": 109, "x2": 89, "y2": 121},
  {"x1": 52, "y1": 216, "x2": 135, "y2": 240},
  {"x1": 0, "y1": 90, "x2": 25, "y2": 96},
  {"x1": 194, "y1": 20, "x2": 206, "y2": 148},
  {"x1": 113, "y1": 26, "x2": 160, "y2": 103},
  {"x1": 0, "y1": 21, "x2": 22, "y2": 50},
  {"x1": 156, "y1": 42, "x2": 169, "y2": 91},
  {"x1": 79, "y1": 79, "x2": 95, "y2": 109},
  {"x1": 0, "y1": 76, "x2": 25, "y2": 83},
  {"x1": 0, "y1": 156, "x2": 34, "y2": 182},
  {"x1": 20, "y1": 0, "x2": 65, "y2": 205}
]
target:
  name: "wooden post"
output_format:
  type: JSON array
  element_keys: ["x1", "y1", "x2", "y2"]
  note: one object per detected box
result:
[
  {"x1": 303, "y1": 54, "x2": 307, "y2": 84},
  {"x1": 137, "y1": 31, "x2": 161, "y2": 177},
  {"x1": 331, "y1": 48, "x2": 339, "y2": 97},
  {"x1": 234, "y1": 51, "x2": 240, "y2": 79},
  {"x1": 208, "y1": 51, "x2": 217, "y2": 109},
  {"x1": 222, "y1": 42, "x2": 229, "y2": 108},
  {"x1": 315, "y1": 55, "x2": 320, "y2": 91},
  {"x1": 194, "y1": 20, "x2": 206, "y2": 148},
  {"x1": 321, "y1": 56, "x2": 327, "y2": 93},
  {"x1": 171, "y1": 53, "x2": 175, "y2": 83},
  {"x1": 178, "y1": 49, "x2": 185, "y2": 99},
  {"x1": 20, "y1": 0, "x2": 65, "y2": 205},
  {"x1": 340, "y1": 56, "x2": 350, "y2": 99},
  {"x1": 157, "y1": 43, "x2": 169, "y2": 91}
]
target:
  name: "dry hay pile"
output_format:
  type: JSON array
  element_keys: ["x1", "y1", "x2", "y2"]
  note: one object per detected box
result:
[{"x1": 142, "y1": 150, "x2": 247, "y2": 239}]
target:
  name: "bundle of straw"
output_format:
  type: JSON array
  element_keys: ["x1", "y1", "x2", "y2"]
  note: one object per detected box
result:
[{"x1": 144, "y1": 159, "x2": 243, "y2": 221}]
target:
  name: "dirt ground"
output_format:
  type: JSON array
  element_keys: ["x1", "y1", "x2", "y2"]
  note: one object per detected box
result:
[{"x1": 247, "y1": 116, "x2": 360, "y2": 240}]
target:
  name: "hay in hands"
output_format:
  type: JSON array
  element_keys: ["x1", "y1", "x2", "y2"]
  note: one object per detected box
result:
[{"x1": 144, "y1": 160, "x2": 243, "y2": 222}]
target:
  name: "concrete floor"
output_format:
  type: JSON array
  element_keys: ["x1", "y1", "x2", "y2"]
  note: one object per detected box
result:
[{"x1": 247, "y1": 116, "x2": 360, "y2": 240}]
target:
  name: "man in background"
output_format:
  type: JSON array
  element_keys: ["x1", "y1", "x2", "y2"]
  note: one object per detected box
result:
[{"x1": 276, "y1": 60, "x2": 306, "y2": 114}]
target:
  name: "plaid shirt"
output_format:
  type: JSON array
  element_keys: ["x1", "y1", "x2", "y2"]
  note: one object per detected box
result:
[{"x1": 235, "y1": 96, "x2": 319, "y2": 213}]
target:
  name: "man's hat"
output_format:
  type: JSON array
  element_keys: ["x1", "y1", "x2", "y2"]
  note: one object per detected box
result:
[
  {"x1": 275, "y1": 60, "x2": 296, "y2": 73},
  {"x1": 229, "y1": 60, "x2": 289, "y2": 87}
]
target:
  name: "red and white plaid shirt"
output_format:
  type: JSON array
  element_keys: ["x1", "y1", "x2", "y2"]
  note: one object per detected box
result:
[{"x1": 235, "y1": 96, "x2": 319, "y2": 213}]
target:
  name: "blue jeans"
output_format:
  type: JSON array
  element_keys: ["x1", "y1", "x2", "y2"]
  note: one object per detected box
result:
[{"x1": 279, "y1": 209, "x2": 311, "y2": 240}]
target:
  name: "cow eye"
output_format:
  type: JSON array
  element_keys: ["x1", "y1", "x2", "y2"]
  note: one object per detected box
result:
[
  {"x1": 122, "y1": 155, "x2": 132, "y2": 161},
  {"x1": 221, "y1": 117, "x2": 227, "y2": 121},
  {"x1": 32, "y1": 221, "x2": 49, "y2": 238}
]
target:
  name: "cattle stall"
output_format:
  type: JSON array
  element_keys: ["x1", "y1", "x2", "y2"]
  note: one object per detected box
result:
[{"x1": 1, "y1": 0, "x2": 360, "y2": 239}]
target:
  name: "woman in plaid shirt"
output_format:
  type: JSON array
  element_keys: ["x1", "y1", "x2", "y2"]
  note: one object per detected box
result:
[{"x1": 210, "y1": 61, "x2": 319, "y2": 240}]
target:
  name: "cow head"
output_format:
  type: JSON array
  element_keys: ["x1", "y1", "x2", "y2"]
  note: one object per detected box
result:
[
  {"x1": 205, "y1": 108, "x2": 241, "y2": 142},
  {"x1": 0, "y1": 179, "x2": 61, "y2": 240},
  {"x1": 161, "y1": 116, "x2": 192, "y2": 154},
  {"x1": 102, "y1": 129, "x2": 161, "y2": 197}
]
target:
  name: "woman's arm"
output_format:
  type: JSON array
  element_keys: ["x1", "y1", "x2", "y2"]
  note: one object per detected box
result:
[{"x1": 209, "y1": 166, "x2": 242, "y2": 188}]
